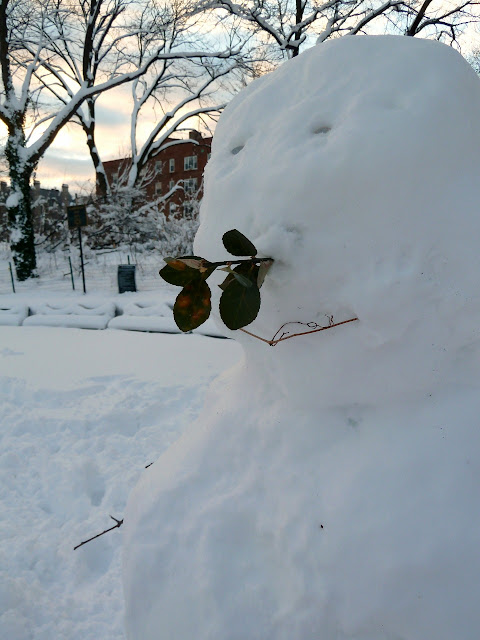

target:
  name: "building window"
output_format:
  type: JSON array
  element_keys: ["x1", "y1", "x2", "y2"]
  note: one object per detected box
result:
[
  {"x1": 155, "y1": 182, "x2": 162, "y2": 195},
  {"x1": 112, "y1": 172, "x2": 119, "y2": 183},
  {"x1": 169, "y1": 179, "x2": 175, "y2": 191},
  {"x1": 155, "y1": 161, "x2": 162, "y2": 174},
  {"x1": 184, "y1": 178, "x2": 197, "y2": 194},
  {"x1": 184, "y1": 155, "x2": 197, "y2": 171},
  {"x1": 183, "y1": 202, "x2": 195, "y2": 217},
  {"x1": 169, "y1": 158, "x2": 175, "y2": 173}
]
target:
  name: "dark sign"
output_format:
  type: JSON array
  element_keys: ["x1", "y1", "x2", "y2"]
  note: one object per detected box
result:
[
  {"x1": 118, "y1": 265, "x2": 136, "y2": 293},
  {"x1": 67, "y1": 205, "x2": 88, "y2": 229}
]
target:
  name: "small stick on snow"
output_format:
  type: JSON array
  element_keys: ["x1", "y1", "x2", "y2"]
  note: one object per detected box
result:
[{"x1": 74, "y1": 516, "x2": 124, "y2": 551}]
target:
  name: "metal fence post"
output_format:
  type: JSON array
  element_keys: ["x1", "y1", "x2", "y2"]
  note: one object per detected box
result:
[{"x1": 8, "y1": 262, "x2": 15, "y2": 293}]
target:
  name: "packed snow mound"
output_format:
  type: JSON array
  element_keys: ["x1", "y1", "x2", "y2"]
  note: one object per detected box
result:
[
  {"x1": 195, "y1": 34, "x2": 480, "y2": 406},
  {"x1": 123, "y1": 36, "x2": 480, "y2": 640}
]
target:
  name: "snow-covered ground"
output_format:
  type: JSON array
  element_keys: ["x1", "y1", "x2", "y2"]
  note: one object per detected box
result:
[{"x1": 0, "y1": 325, "x2": 242, "y2": 640}]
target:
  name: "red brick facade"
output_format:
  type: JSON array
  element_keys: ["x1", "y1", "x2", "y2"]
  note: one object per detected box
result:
[{"x1": 101, "y1": 130, "x2": 212, "y2": 217}]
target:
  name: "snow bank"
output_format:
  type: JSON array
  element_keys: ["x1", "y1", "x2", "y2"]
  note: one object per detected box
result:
[
  {"x1": 0, "y1": 304, "x2": 28, "y2": 326},
  {"x1": 0, "y1": 327, "x2": 242, "y2": 640},
  {"x1": 108, "y1": 301, "x2": 227, "y2": 338},
  {"x1": 107, "y1": 301, "x2": 178, "y2": 333},
  {"x1": 123, "y1": 36, "x2": 480, "y2": 640},
  {"x1": 23, "y1": 301, "x2": 116, "y2": 329}
]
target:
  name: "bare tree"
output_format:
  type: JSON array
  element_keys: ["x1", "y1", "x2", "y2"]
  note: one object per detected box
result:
[
  {"x1": 37, "y1": 0, "x2": 245, "y2": 193},
  {"x1": 0, "y1": 0, "x2": 239, "y2": 279},
  {"x1": 33, "y1": 0, "x2": 243, "y2": 256},
  {"x1": 108, "y1": 0, "x2": 241, "y2": 193},
  {"x1": 200, "y1": 0, "x2": 480, "y2": 62}
]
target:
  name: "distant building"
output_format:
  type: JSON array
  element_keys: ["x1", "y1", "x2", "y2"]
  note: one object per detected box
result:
[
  {"x1": 0, "y1": 180, "x2": 73, "y2": 242},
  {"x1": 101, "y1": 130, "x2": 212, "y2": 217},
  {"x1": 32, "y1": 180, "x2": 72, "y2": 211}
]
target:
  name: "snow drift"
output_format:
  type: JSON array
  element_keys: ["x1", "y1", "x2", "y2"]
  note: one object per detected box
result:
[{"x1": 123, "y1": 35, "x2": 480, "y2": 639}]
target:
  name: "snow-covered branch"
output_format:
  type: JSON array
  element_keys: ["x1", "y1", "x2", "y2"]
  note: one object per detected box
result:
[{"x1": 201, "y1": 0, "x2": 480, "y2": 60}]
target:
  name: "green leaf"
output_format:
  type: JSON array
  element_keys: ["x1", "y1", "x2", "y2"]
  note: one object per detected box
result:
[
  {"x1": 165, "y1": 255, "x2": 200, "y2": 269},
  {"x1": 232, "y1": 271, "x2": 253, "y2": 288},
  {"x1": 173, "y1": 281, "x2": 211, "y2": 331},
  {"x1": 222, "y1": 229, "x2": 257, "y2": 257},
  {"x1": 219, "y1": 272, "x2": 235, "y2": 291},
  {"x1": 160, "y1": 256, "x2": 215, "y2": 286},
  {"x1": 175, "y1": 258, "x2": 204, "y2": 270},
  {"x1": 234, "y1": 262, "x2": 259, "y2": 286},
  {"x1": 257, "y1": 259, "x2": 273, "y2": 288},
  {"x1": 199, "y1": 264, "x2": 217, "y2": 281},
  {"x1": 159, "y1": 262, "x2": 201, "y2": 287},
  {"x1": 219, "y1": 277, "x2": 261, "y2": 330},
  {"x1": 219, "y1": 262, "x2": 258, "y2": 291}
]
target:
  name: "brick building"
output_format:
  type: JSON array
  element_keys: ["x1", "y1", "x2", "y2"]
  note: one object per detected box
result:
[{"x1": 101, "y1": 130, "x2": 212, "y2": 217}]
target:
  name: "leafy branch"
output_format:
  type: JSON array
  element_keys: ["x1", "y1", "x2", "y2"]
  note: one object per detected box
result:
[{"x1": 159, "y1": 229, "x2": 273, "y2": 332}]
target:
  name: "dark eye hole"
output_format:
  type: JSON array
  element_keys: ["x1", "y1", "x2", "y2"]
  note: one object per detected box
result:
[
  {"x1": 313, "y1": 126, "x2": 331, "y2": 135},
  {"x1": 231, "y1": 145, "x2": 244, "y2": 155}
]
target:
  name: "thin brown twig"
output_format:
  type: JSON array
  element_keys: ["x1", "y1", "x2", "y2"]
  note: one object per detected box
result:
[
  {"x1": 239, "y1": 317, "x2": 359, "y2": 346},
  {"x1": 237, "y1": 326, "x2": 274, "y2": 344},
  {"x1": 73, "y1": 516, "x2": 123, "y2": 551}
]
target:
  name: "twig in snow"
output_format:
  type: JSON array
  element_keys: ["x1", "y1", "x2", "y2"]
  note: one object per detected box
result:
[
  {"x1": 73, "y1": 516, "x2": 123, "y2": 551},
  {"x1": 239, "y1": 316, "x2": 359, "y2": 346}
]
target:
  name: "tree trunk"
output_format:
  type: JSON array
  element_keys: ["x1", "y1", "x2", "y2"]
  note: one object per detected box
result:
[
  {"x1": 83, "y1": 98, "x2": 110, "y2": 198},
  {"x1": 5, "y1": 127, "x2": 37, "y2": 280},
  {"x1": 291, "y1": 0, "x2": 304, "y2": 58}
]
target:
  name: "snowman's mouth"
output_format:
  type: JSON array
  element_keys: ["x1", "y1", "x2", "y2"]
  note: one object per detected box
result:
[{"x1": 239, "y1": 315, "x2": 358, "y2": 347}]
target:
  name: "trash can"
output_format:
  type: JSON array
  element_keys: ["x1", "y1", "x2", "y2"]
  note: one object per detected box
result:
[{"x1": 118, "y1": 264, "x2": 136, "y2": 293}]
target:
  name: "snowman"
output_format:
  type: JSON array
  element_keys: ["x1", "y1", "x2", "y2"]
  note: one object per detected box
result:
[{"x1": 123, "y1": 36, "x2": 480, "y2": 639}]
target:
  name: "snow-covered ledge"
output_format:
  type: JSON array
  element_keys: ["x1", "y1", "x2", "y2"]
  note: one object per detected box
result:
[
  {"x1": 123, "y1": 36, "x2": 480, "y2": 640},
  {"x1": 23, "y1": 301, "x2": 116, "y2": 330}
]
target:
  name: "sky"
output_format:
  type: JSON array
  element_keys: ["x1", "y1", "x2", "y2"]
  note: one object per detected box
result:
[
  {"x1": 1, "y1": 82, "x2": 214, "y2": 196},
  {"x1": 34, "y1": 85, "x2": 186, "y2": 195}
]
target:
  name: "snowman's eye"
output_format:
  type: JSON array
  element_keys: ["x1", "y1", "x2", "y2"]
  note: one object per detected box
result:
[
  {"x1": 231, "y1": 145, "x2": 244, "y2": 155},
  {"x1": 312, "y1": 125, "x2": 331, "y2": 135}
]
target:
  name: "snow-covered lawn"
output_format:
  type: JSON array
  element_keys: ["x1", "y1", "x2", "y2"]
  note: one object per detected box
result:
[{"x1": 0, "y1": 325, "x2": 242, "y2": 640}]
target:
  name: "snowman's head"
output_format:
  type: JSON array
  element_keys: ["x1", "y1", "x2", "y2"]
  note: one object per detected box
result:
[{"x1": 195, "y1": 36, "x2": 480, "y2": 405}]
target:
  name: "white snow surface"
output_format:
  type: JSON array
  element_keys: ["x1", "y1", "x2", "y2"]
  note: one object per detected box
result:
[
  {"x1": 0, "y1": 326, "x2": 241, "y2": 640},
  {"x1": 123, "y1": 36, "x2": 480, "y2": 640},
  {"x1": 22, "y1": 301, "x2": 116, "y2": 329},
  {"x1": 0, "y1": 304, "x2": 28, "y2": 326}
]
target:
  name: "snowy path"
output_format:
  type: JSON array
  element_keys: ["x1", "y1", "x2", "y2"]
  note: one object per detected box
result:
[{"x1": 0, "y1": 327, "x2": 242, "y2": 640}]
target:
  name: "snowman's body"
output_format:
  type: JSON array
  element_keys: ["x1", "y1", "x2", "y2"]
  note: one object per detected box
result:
[{"x1": 123, "y1": 36, "x2": 480, "y2": 639}]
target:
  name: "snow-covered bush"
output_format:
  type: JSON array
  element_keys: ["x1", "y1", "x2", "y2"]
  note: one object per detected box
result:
[
  {"x1": 32, "y1": 193, "x2": 69, "y2": 251},
  {"x1": 85, "y1": 184, "x2": 159, "y2": 250},
  {"x1": 86, "y1": 181, "x2": 200, "y2": 256}
]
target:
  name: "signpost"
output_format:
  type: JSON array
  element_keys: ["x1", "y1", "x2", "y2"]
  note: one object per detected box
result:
[
  {"x1": 67, "y1": 205, "x2": 88, "y2": 294},
  {"x1": 117, "y1": 264, "x2": 137, "y2": 293}
]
